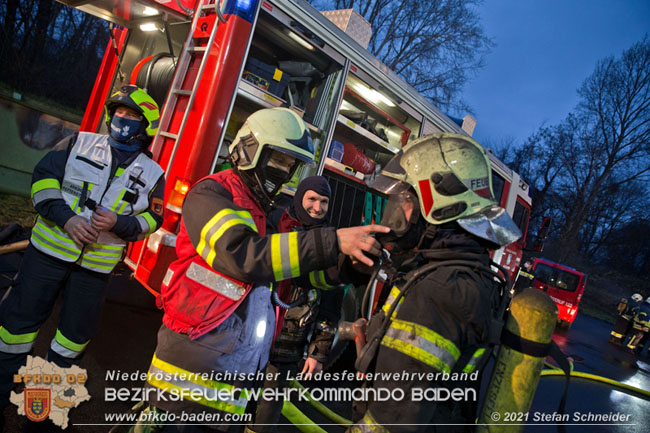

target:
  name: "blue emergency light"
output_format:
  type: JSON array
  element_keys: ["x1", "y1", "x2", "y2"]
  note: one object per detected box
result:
[{"x1": 223, "y1": 0, "x2": 259, "y2": 23}]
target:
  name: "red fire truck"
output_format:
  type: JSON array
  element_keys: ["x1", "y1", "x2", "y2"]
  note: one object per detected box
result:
[
  {"x1": 530, "y1": 258, "x2": 587, "y2": 329},
  {"x1": 60, "y1": 0, "x2": 531, "y2": 294}
]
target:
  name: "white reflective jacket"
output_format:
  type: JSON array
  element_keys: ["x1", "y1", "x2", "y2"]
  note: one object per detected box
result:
[{"x1": 31, "y1": 132, "x2": 163, "y2": 273}]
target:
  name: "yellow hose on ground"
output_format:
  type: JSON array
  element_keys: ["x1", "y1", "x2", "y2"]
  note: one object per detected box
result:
[
  {"x1": 281, "y1": 399, "x2": 329, "y2": 433},
  {"x1": 540, "y1": 369, "x2": 650, "y2": 399},
  {"x1": 289, "y1": 379, "x2": 353, "y2": 426}
]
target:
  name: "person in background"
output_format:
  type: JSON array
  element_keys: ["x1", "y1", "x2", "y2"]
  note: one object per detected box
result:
[
  {"x1": 627, "y1": 296, "x2": 650, "y2": 354},
  {"x1": 513, "y1": 260, "x2": 535, "y2": 293},
  {"x1": 249, "y1": 176, "x2": 347, "y2": 433},
  {"x1": 138, "y1": 108, "x2": 388, "y2": 432},
  {"x1": 609, "y1": 293, "x2": 642, "y2": 345},
  {"x1": 0, "y1": 85, "x2": 165, "y2": 408}
]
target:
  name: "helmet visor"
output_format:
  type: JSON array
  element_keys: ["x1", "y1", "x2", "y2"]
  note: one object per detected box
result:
[
  {"x1": 266, "y1": 144, "x2": 315, "y2": 167},
  {"x1": 457, "y1": 205, "x2": 522, "y2": 247},
  {"x1": 381, "y1": 190, "x2": 420, "y2": 236},
  {"x1": 370, "y1": 151, "x2": 410, "y2": 195}
]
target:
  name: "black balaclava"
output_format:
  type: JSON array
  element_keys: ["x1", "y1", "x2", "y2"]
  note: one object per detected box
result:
[{"x1": 292, "y1": 176, "x2": 331, "y2": 227}]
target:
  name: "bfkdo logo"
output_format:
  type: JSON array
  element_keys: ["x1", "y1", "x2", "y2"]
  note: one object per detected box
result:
[{"x1": 25, "y1": 389, "x2": 51, "y2": 422}]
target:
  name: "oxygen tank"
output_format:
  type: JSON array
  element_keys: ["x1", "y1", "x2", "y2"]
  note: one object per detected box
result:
[{"x1": 478, "y1": 288, "x2": 558, "y2": 433}]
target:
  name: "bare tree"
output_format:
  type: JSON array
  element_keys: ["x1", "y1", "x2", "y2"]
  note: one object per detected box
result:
[
  {"x1": 310, "y1": 0, "x2": 493, "y2": 112},
  {"x1": 554, "y1": 37, "x2": 650, "y2": 262}
]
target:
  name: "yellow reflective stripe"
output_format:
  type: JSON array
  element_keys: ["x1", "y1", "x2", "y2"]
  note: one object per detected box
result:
[
  {"x1": 96, "y1": 243, "x2": 125, "y2": 251},
  {"x1": 118, "y1": 201, "x2": 129, "y2": 214},
  {"x1": 111, "y1": 191, "x2": 125, "y2": 211},
  {"x1": 381, "y1": 286, "x2": 403, "y2": 318},
  {"x1": 381, "y1": 319, "x2": 461, "y2": 373},
  {"x1": 309, "y1": 270, "x2": 336, "y2": 289},
  {"x1": 288, "y1": 232, "x2": 300, "y2": 278},
  {"x1": 0, "y1": 327, "x2": 38, "y2": 344},
  {"x1": 271, "y1": 234, "x2": 282, "y2": 281},
  {"x1": 141, "y1": 212, "x2": 157, "y2": 233},
  {"x1": 462, "y1": 348, "x2": 486, "y2": 373},
  {"x1": 82, "y1": 253, "x2": 121, "y2": 263},
  {"x1": 197, "y1": 209, "x2": 257, "y2": 266},
  {"x1": 31, "y1": 235, "x2": 77, "y2": 260},
  {"x1": 390, "y1": 319, "x2": 461, "y2": 360},
  {"x1": 115, "y1": 167, "x2": 125, "y2": 177},
  {"x1": 382, "y1": 335, "x2": 453, "y2": 373},
  {"x1": 271, "y1": 232, "x2": 301, "y2": 281},
  {"x1": 31, "y1": 179, "x2": 61, "y2": 197},
  {"x1": 55, "y1": 329, "x2": 88, "y2": 352},
  {"x1": 148, "y1": 355, "x2": 246, "y2": 414},
  {"x1": 71, "y1": 196, "x2": 80, "y2": 212},
  {"x1": 80, "y1": 261, "x2": 114, "y2": 270},
  {"x1": 33, "y1": 222, "x2": 80, "y2": 258},
  {"x1": 33, "y1": 223, "x2": 78, "y2": 251}
]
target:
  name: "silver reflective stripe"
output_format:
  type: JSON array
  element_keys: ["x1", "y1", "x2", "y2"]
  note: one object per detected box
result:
[
  {"x1": 384, "y1": 326, "x2": 457, "y2": 370},
  {"x1": 185, "y1": 262, "x2": 246, "y2": 301},
  {"x1": 31, "y1": 230, "x2": 78, "y2": 258},
  {"x1": 0, "y1": 340, "x2": 33, "y2": 354},
  {"x1": 148, "y1": 364, "x2": 248, "y2": 410},
  {"x1": 136, "y1": 215, "x2": 150, "y2": 233},
  {"x1": 279, "y1": 234, "x2": 293, "y2": 280},
  {"x1": 50, "y1": 339, "x2": 83, "y2": 359},
  {"x1": 162, "y1": 269, "x2": 174, "y2": 287},
  {"x1": 32, "y1": 189, "x2": 63, "y2": 206}
]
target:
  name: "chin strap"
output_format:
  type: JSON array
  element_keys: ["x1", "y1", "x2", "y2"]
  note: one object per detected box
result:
[{"x1": 236, "y1": 167, "x2": 277, "y2": 210}]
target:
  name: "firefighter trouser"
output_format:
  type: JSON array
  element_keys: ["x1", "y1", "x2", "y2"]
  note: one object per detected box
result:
[
  {"x1": 609, "y1": 315, "x2": 632, "y2": 344},
  {"x1": 0, "y1": 244, "x2": 109, "y2": 406},
  {"x1": 626, "y1": 327, "x2": 648, "y2": 353}
]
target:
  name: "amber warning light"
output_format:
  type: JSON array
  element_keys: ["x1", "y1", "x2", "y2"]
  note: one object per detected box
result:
[{"x1": 167, "y1": 178, "x2": 191, "y2": 213}]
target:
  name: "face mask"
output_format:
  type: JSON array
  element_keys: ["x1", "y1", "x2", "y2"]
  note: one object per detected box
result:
[
  {"x1": 110, "y1": 115, "x2": 142, "y2": 143},
  {"x1": 261, "y1": 165, "x2": 292, "y2": 195}
]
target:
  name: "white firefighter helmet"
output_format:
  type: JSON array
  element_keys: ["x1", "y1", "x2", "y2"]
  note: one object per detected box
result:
[{"x1": 371, "y1": 132, "x2": 522, "y2": 247}]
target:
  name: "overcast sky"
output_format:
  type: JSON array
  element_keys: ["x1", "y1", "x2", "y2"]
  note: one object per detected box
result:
[{"x1": 463, "y1": 0, "x2": 650, "y2": 148}]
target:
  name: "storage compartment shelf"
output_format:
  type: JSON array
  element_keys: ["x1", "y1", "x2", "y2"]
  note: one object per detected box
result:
[
  {"x1": 336, "y1": 114, "x2": 400, "y2": 155},
  {"x1": 237, "y1": 79, "x2": 321, "y2": 135},
  {"x1": 324, "y1": 162, "x2": 366, "y2": 186}
]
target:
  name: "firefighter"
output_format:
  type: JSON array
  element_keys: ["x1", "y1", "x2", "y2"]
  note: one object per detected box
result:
[
  {"x1": 250, "y1": 176, "x2": 346, "y2": 433},
  {"x1": 626, "y1": 297, "x2": 650, "y2": 354},
  {"x1": 513, "y1": 260, "x2": 535, "y2": 293},
  {"x1": 349, "y1": 133, "x2": 521, "y2": 433},
  {"x1": 609, "y1": 293, "x2": 642, "y2": 345},
  {"x1": 138, "y1": 108, "x2": 388, "y2": 432},
  {"x1": 0, "y1": 85, "x2": 165, "y2": 407}
]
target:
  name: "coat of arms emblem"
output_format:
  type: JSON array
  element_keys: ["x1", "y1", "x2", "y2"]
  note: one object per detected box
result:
[{"x1": 25, "y1": 389, "x2": 51, "y2": 422}]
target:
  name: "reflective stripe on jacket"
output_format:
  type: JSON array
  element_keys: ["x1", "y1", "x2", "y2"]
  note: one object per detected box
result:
[{"x1": 30, "y1": 132, "x2": 163, "y2": 273}]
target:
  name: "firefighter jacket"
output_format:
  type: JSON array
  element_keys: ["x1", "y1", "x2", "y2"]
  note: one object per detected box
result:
[
  {"x1": 271, "y1": 207, "x2": 343, "y2": 364},
  {"x1": 513, "y1": 268, "x2": 535, "y2": 292},
  {"x1": 621, "y1": 297, "x2": 641, "y2": 320},
  {"x1": 352, "y1": 228, "x2": 500, "y2": 431},
  {"x1": 29, "y1": 132, "x2": 164, "y2": 273},
  {"x1": 633, "y1": 303, "x2": 650, "y2": 332},
  {"x1": 159, "y1": 169, "x2": 341, "y2": 340}
]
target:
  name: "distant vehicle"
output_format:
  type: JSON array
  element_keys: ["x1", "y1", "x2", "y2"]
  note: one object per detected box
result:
[{"x1": 531, "y1": 258, "x2": 587, "y2": 329}]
